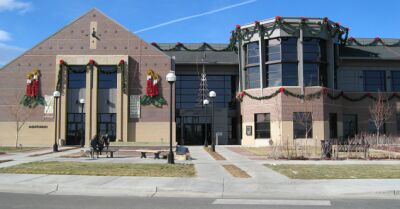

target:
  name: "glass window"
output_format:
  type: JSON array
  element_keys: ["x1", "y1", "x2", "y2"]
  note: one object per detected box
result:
[
  {"x1": 246, "y1": 42, "x2": 259, "y2": 65},
  {"x1": 293, "y1": 112, "x2": 313, "y2": 139},
  {"x1": 266, "y1": 64, "x2": 282, "y2": 87},
  {"x1": 255, "y1": 113, "x2": 271, "y2": 139},
  {"x1": 364, "y1": 71, "x2": 386, "y2": 92},
  {"x1": 281, "y1": 37, "x2": 297, "y2": 61},
  {"x1": 68, "y1": 66, "x2": 86, "y2": 89},
  {"x1": 98, "y1": 66, "x2": 117, "y2": 89},
  {"x1": 397, "y1": 113, "x2": 400, "y2": 134},
  {"x1": 266, "y1": 38, "x2": 281, "y2": 61},
  {"x1": 304, "y1": 63, "x2": 319, "y2": 86},
  {"x1": 368, "y1": 120, "x2": 386, "y2": 134},
  {"x1": 303, "y1": 38, "x2": 320, "y2": 62},
  {"x1": 246, "y1": 66, "x2": 260, "y2": 89},
  {"x1": 343, "y1": 114, "x2": 358, "y2": 139},
  {"x1": 282, "y1": 63, "x2": 298, "y2": 86},
  {"x1": 391, "y1": 71, "x2": 400, "y2": 92},
  {"x1": 329, "y1": 113, "x2": 338, "y2": 139}
]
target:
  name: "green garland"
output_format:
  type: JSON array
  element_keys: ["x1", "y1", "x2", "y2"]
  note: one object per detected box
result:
[
  {"x1": 151, "y1": 41, "x2": 237, "y2": 52},
  {"x1": 346, "y1": 37, "x2": 400, "y2": 47},
  {"x1": 140, "y1": 95, "x2": 167, "y2": 108},
  {"x1": 57, "y1": 60, "x2": 128, "y2": 95},
  {"x1": 237, "y1": 88, "x2": 400, "y2": 102}
]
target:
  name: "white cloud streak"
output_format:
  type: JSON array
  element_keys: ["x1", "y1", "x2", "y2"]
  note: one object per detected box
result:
[
  {"x1": 0, "y1": 30, "x2": 11, "y2": 41},
  {"x1": 0, "y1": 0, "x2": 32, "y2": 14},
  {"x1": 134, "y1": 0, "x2": 257, "y2": 33},
  {"x1": 0, "y1": 43, "x2": 25, "y2": 67}
]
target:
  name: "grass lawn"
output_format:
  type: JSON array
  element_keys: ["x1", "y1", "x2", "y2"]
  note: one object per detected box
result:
[
  {"x1": 0, "y1": 161, "x2": 196, "y2": 177},
  {"x1": 0, "y1": 147, "x2": 44, "y2": 153},
  {"x1": 266, "y1": 164, "x2": 400, "y2": 179}
]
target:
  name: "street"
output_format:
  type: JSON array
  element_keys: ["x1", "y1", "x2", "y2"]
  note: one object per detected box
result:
[{"x1": 0, "y1": 192, "x2": 399, "y2": 209}]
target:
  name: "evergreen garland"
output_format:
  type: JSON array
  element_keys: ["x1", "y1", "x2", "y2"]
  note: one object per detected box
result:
[
  {"x1": 346, "y1": 37, "x2": 400, "y2": 47},
  {"x1": 237, "y1": 88, "x2": 400, "y2": 102}
]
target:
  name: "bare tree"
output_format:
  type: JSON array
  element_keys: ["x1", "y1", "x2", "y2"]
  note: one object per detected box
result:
[
  {"x1": 8, "y1": 92, "x2": 34, "y2": 148},
  {"x1": 369, "y1": 91, "x2": 392, "y2": 144}
]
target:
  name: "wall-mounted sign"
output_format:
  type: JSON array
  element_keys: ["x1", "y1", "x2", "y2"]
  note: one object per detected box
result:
[
  {"x1": 130, "y1": 95, "x2": 141, "y2": 118},
  {"x1": 246, "y1": 126, "x2": 252, "y2": 136}
]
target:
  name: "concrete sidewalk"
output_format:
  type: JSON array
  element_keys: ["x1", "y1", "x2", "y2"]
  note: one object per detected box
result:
[{"x1": 0, "y1": 146, "x2": 399, "y2": 199}]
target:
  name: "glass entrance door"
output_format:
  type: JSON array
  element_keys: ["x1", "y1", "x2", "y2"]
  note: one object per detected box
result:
[
  {"x1": 97, "y1": 113, "x2": 116, "y2": 142},
  {"x1": 182, "y1": 123, "x2": 210, "y2": 145},
  {"x1": 66, "y1": 113, "x2": 85, "y2": 145}
]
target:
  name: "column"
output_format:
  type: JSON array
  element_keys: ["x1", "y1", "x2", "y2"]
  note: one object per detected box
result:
[{"x1": 297, "y1": 27, "x2": 304, "y2": 94}]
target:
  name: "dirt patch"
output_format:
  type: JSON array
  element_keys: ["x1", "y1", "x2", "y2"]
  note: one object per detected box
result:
[
  {"x1": 222, "y1": 164, "x2": 251, "y2": 178},
  {"x1": 204, "y1": 147, "x2": 226, "y2": 160}
]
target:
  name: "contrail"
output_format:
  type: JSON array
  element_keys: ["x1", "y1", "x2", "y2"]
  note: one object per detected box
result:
[{"x1": 134, "y1": 0, "x2": 257, "y2": 33}]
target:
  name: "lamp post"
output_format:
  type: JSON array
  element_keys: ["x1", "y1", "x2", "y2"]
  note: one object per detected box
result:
[
  {"x1": 209, "y1": 91, "x2": 216, "y2": 152},
  {"x1": 53, "y1": 91, "x2": 60, "y2": 152},
  {"x1": 79, "y1": 98, "x2": 85, "y2": 147},
  {"x1": 203, "y1": 99, "x2": 209, "y2": 147},
  {"x1": 166, "y1": 71, "x2": 176, "y2": 164}
]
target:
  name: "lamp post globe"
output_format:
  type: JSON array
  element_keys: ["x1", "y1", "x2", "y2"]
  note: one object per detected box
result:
[
  {"x1": 209, "y1": 91, "x2": 216, "y2": 152},
  {"x1": 209, "y1": 91, "x2": 216, "y2": 98},
  {"x1": 166, "y1": 71, "x2": 176, "y2": 164},
  {"x1": 53, "y1": 91, "x2": 61, "y2": 152},
  {"x1": 79, "y1": 98, "x2": 85, "y2": 147},
  {"x1": 166, "y1": 71, "x2": 176, "y2": 84},
  {"x1": 203, "y1": 99, "x2": 209, "y2": 147}
]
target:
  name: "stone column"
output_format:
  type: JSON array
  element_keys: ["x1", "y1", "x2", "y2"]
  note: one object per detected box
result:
[{"x1": 297, "y1": 27, "x2": 304, "y2": 94}]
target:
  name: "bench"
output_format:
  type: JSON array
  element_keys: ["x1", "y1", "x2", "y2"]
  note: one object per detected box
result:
[
  {"x1": 135, "y1": 149, "x2": 168, "y2": 159},
  {"x1": 101, "y1": 150, "x2": 116, "y2": 158}
]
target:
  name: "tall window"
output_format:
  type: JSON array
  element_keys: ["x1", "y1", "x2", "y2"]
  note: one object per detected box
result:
[
  {"x1": 293, "y1": 112, "x2": 313, "y2": 139},
  {"x1": 329, "y1": 113, "x2": 338, "y2": 139},
  {"x1": 303, "y1": 38, "x2": 327, "y2": 87},
  {"x1": 255, "y1": 113, "x2": 271, "y2": 139},
  {"x1": 245, "y1": 42, "x2": 260, "y2": 89},
  {"x1": 391, "y1": 71, "x2": 400, "y2": 92},
  {"x1": 364, "y1": 70, "x2": 386, "y2": 92},
  {"x1": 265, "y1": 37, "x2": 298, "y2": 87},
  {"x1": 368, "y1": 120, "x2": 386, "y2": 135},
  {"x1": 397, "y1": 113, "x2": 400, "y2": 134},
  {"x1": 343, "y1": 114, "x2": 358, "y2": 139}
]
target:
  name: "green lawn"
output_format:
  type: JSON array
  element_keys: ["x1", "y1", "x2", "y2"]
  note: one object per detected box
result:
[
  {"x1": 0, "y1": 147, "x2": 44, "y2": 153},
  {"x1": 266, "y1": 164, "x2": 400, "y2": 179},
  {"x1": 0, "y1": 161, "x2": 196, "y2": 177}
]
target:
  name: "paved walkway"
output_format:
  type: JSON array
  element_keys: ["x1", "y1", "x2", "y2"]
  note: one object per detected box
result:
[{"x1": 0, "y1": 146, "x2": 399, "y2": 199}]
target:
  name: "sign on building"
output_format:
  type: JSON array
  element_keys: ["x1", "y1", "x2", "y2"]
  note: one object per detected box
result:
[
  {"x1": 130, "y1": 95, "x2": 141, "y2": 118},
  {"x1": 44, "y1": 95, "x2": 54, "y2": 116}
]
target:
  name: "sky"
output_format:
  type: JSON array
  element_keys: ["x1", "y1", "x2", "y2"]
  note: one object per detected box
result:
[{"x1": 1, "y1": 0, "x2": 400, "y2": 67}]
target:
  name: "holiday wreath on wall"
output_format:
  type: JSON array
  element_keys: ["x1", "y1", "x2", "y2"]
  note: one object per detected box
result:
[
  {"x1": 20, "y1": 68, "x2": 46, "y2": 108},
  {"x1": 140, "y1": 69, "x2": 167, "y2": 108}
]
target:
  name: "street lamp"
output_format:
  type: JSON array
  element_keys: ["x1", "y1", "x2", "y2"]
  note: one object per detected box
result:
[
  {"x1": 79, "y1": 98, "x2": 85, "y2": 147},
  {"x1": 53, "y1": 91, "x2": 61, "y2": 152},
  {"x1": 203, "y1": 99, "x2": 209, "y2": 147},
  {"x1": 209, "y1": 91, "x2": 216, "y2": 152},
  {"x1": 166, "y1": 70, "x2": 176, "y2": 164}
]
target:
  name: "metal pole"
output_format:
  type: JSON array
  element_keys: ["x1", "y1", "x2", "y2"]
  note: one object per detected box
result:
[
  {"x1": 168, "y1": 81, "x2": 175, "y2": 164},
  {"x1": 80, "y1": 103, "x2": 84, "y2": 147},
  {"x1": 211, "y1": 97, "x2": 215, "y2": 152},
  {"x1": 204, "y1": 105, "x2": 208, "y2": 147},
  {"x1": 53, "y1": 98, "x2": 58, "y2": 152}
]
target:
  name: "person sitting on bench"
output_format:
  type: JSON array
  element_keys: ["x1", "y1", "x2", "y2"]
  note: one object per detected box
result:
[{"x1": 90, "y1": 135, "x2": 100, "y2": 159}]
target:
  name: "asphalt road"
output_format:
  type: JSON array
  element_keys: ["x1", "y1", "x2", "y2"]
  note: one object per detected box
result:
[{"x1": 0, "y1": 192, "x2": 399, "y2": 209}]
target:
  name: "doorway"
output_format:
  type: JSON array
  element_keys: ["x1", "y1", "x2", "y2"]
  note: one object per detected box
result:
[{"x1": 66, "y1": 113, "x2": 85, "y2": 145}]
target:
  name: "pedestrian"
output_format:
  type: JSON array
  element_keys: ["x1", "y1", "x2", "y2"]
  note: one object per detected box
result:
[{"x1": 90, "y1": 135, "x2": 99, "y2": 159}]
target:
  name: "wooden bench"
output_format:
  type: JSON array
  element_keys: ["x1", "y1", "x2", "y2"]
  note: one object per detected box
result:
[
  {"x1": 101, "y1": 150, "x2": 116, "y2": 158},
  {"x1": 135, "y1": 149, "x2": 168, "y2": 159}
]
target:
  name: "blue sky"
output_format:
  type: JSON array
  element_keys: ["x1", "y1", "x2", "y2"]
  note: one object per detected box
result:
[{"x1": 1, "y1": 0, "x2": 399, "y2": 66}]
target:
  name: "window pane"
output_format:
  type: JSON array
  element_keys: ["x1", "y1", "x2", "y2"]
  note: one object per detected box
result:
[
  {"x1": 281, "y1": 38, "x2": 297, "y2": 61},
  {"x1": 246, "y1": 66, "x2": 260, "y2": 89},
  {"x1": 392, "y1": 71, "x2": 400, "y2": 91},
  {"x1": 98, "y1": 66, "x2": 117, "y2": 89},
  {"x1": 68, "y1": 66, "x2": 86, "y2": 89},
  {"x1": 246, "y1": 42, "x2": 259, "y2": 65},
  {"x1": 293, "y1": 112, "x2": 312, "y2": 139},
  {"x1": 303, "y1": 38, "x2": 320, "y2": 62},
  {"x1": 266, "y1": 64, "x2": 282, "y2": 87},
  {"x1": 255, "y1": 113, "x2": 270, "y2": 139},
  {"x1": 397, "y1": 113, "x2": 400, "y2": 134},
  {"x1": 343, "y1": 114, "x2": 358, "y2": 139},
  {"x1": 304, "y1": 63, "x2": 319, "y2": 86},
  {"x1": 282, "y1": 63, "x2": 298, "y2": 86},
  {"x1": 364, "y1": 71, "x2": 386, "y2": 92}
]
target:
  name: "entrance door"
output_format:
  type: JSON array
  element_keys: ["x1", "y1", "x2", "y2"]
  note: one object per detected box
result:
[
  {"x1": 66, "y1": 113, "x2": 85, "y2": 145},
  {"x1": 97, "y1": 113, "x2": 116, "y2": 142},
  {"x1": 182, "y1": 123, "x2": 210, "y2": 145}
]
